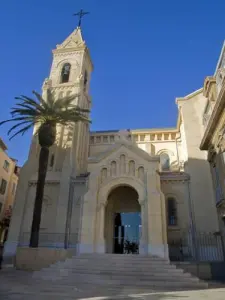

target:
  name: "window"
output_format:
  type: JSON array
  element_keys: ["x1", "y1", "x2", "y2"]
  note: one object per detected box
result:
[
  {"x1": 140, "y1": 135, "x2": 145, "y2": 142},
  {"x1": 110, "y1": 136, "x2": 115, "y2": 143},
  {"x1": 157, "y1": 134, "x2": 162, "y2": 141},
  {"x1": 150, "y1": 134, "x2": 155, "y2": 141},
  {"x1": 212, "y1": 163, "x2": 223, "y2": 204},
  {"x1": 0, "y1": 179, "x2": 7, "y2": 195},
  {"x1": 167, "y1": 197, "x2": 177, "y2": 226},
  {"x1": 164, "y1": 134, "x2": 169, "y2": 140},
  {"x1": 50, "y1": 154, "x2": 55, "y2": 168},
  {"x1": 3, "y1": 160, "x2": 10, "y2": 172},
  {"x1": 90, "y1": 136, "x2": 94, "y2": 144},
  {"x1": 160, "y1": 153, "x2": 170, "y2": 171},
  {"x1": 96, "y1": 136, "x2": 101, "y2": 143},
  {"x1": 84, "y1": 70, "x2": 88, "y2": 90},
  {"x1": 103, "y1": 136, "x2": 108, "y2": 143},
  {"x1": 171, "y1": 133, "x2": 176, "y2": 140},
  {"x1": 12, "y1": 182, "x2": 16, "y2": 195},
  {"x1": 60, "y1": 63, "x2": 71, "y2": 83}
]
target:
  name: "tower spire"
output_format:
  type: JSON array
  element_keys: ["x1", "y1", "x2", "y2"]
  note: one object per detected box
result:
[{"x1": 73, "y1": 9, "x2": 89, "y2": 28}]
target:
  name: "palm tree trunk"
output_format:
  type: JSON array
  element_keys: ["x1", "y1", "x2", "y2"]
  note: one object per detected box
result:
[{"x1": 29, "y1": 146, "x2": 49, "y2": 248}]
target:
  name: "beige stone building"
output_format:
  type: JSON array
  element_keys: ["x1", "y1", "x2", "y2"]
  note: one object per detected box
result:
[
  {"x1": 0, "y1": 138, "x2": 19, "y2": 243},
  {"x1": 3, "y1": 27, "x2": 225, "y2": 265},
  {"x1": 200, "y1": 42, "x2": 225, "y2": 236}
]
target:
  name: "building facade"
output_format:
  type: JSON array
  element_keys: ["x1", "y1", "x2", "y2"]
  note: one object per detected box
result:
[
  {"x1": 0, "y1": 138, "x2": 19, "y2": 243},
  {"x1": 3, "y1": 27, "x2": 225, "y2": 265},
  {"x1": 200, "y1": 43, "x2": 225, "y2": 237}
]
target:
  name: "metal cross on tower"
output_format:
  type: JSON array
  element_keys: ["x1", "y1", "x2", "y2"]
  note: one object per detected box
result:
[{"x1": 73, "y1": 9, "x2": 89, "y2": 27}]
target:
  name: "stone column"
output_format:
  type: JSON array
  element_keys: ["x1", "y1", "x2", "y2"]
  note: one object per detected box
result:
[
  {"x1": 139, "y1": 199, "x2": 148, "y2": 254},
  {"x1": 96, "y1": 203, "x2": 106, "y2": 253}
]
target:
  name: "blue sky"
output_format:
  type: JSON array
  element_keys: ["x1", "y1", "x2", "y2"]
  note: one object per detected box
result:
[{"x1": 0, "y1": 0, "x2": 224, "y2": 165}]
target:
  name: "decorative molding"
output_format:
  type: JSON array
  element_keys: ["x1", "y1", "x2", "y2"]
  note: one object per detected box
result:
[
  {"x1": 53, "y1": 49, "x2": 84, "y2": 56},
  {"x1": 160, "y1": 172, "x2": 189, "y2": 184},
  {"x1": 28, "y1": 180, "x2": 60, "y2": 187}
]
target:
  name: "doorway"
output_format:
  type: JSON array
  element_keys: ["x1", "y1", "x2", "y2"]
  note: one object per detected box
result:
[{"x1": 105, "y1": 185, "x2": 141, "y2": 254}]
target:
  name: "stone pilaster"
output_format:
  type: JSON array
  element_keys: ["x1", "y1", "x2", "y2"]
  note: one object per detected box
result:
[
  {"x1": 54, "y1": 150, "x2": 72, "y2": 248},
  {"x1": 146, "y1": 169, "x2": 168, "y2": 259},
  {"x1": 139, "y1": 199, "x2": 148, "y2": 254},
  {"x1": 96, "y1": 203, "x2": 106, "y2": 253}
]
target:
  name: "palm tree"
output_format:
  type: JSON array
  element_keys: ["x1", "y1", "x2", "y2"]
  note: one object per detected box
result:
[{"x1": 0, "y1": 90, "x2": 90, "y2": 248}]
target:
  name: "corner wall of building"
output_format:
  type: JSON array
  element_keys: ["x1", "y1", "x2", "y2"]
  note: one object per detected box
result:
[{"x1": 177, "y1": 91, "x2": 219, "y2": 233}]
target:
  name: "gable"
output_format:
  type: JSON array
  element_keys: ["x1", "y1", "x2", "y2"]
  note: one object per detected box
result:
[
  {"x1": 88, "y1": 140, "x2": 159, "y2": 165},
  {"x1": 56, "y1": 27, "x2": 85, "y2": 50}
]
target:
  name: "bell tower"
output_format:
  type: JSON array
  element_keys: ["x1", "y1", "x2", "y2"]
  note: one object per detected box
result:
[{"x1": 42, "y1": 26, "x2": 93, "y2": 175}]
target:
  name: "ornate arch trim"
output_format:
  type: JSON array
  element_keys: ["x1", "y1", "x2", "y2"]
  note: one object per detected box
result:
[{"x1": 98, "y1": 176, "x2": 145, "y2": 206}]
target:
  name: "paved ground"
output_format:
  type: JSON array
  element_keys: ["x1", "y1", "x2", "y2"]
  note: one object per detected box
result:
[{"x1": 0, "y1": 268, "x2": 225, "y2": 300}]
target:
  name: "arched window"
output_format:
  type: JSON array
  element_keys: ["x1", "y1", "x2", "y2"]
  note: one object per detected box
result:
[
  {"x1": 84, "y1": 70, "x2": 88, "y2": 90},
  {"x1": 49, "y1": 154, "x2": 55, "y2": 168},
  {"x1": 167, "y1": 197, "x2": 177, "y2": 226},
  {"x1": 160, "y1": 152, "x2": 170, "y2": 171},
  {"x1": 60, "y1": 63, "x2": 71, "y2": 83}
]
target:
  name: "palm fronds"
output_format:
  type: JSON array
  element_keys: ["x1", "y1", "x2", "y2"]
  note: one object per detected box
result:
[{"x1": 0, "y1": 90, "x2": 90, "y2": 140}]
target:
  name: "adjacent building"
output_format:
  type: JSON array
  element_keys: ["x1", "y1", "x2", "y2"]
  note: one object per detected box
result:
[
  {"x1": 0, "y1": 138, "x2": 19, "y2": 243},
  {"x1": 200, "y1": 42, "x2": 225, "y2": 236}
]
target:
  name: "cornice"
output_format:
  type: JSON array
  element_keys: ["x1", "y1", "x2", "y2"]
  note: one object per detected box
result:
[
  {"x1": 53, "y1": 47, "x2": 85, "y2": 55},
  {"x1": 200, "y1": 82, "x2": 225, "y2": 150},
  {"x1": 160, "y1": 171, "x2": 190, "y2": 183},
  {"x1": 176, "y1": 88, "x2": 203, "y2": 104}
]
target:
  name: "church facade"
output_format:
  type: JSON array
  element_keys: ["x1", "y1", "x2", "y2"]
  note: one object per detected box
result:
[{"x1": 3, "y1": 27, "x2": 225, "y2": 266}]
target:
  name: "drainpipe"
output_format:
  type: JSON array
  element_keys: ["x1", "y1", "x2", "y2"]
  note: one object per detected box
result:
[
  {"x1": 175, "y1": 137, "x2": 180, "y2": 170},
  {"x1": 187, "y1": 180, "x2": 199, "y2": 261},
  {"x1": 64, "y1": 177, "x2": 75, "y2": 249}
]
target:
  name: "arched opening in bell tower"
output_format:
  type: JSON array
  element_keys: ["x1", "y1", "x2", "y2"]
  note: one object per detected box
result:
[
  {"x1": 105, "y1": 185, "x2": 141, "y2": 254},
  {"x1": 60, "y1": 63, "x2": 71, "y2": 83}
]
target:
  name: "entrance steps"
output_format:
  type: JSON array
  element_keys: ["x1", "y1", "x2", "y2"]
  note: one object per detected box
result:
[{"x1": 33, "y1": 254, "x2": 208, "y2": 291}]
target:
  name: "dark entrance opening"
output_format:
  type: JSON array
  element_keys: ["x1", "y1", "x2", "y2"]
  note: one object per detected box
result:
[{"x1": 113, "y1": 212, "x2": 141, "y2": 254}]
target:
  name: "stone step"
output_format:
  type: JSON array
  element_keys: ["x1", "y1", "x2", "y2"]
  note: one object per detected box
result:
[
  {"x1": 61, "y1": 255, "x2": 171, "y2": 260},
  {"x1": 35, "y1": 274, "x2": 200, "y2": 284},
  {"x1": 50, "y1": 259, "x2": 177, "y2": 267},
  {"x1": 33, "y1": 276, "x2": 208, "y2": 289},
  {"x1": 47, "y1": 264, "x2": 179, "y2": 272},
  {"x1": 32, "y1": 254, "x2": 208, "y2": 291},
  {"x1": 36, "y1": 268, "x2": 185, "y2": 277},
  {"x1": 35, "y1": 267, "x2": 189, "y2": 278},
  {"x1": 71, "y1": 256, "x2": 170, "y2": 262}
]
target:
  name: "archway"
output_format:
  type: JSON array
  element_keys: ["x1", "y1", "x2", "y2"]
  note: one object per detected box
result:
[{"x1": 104, "y1": 185, "x2": 141, "y2": 254}]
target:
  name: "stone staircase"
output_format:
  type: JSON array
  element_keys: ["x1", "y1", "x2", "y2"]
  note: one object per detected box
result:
[{"x1": 33, "y1": 254, "x2": 208, "y2": 292}]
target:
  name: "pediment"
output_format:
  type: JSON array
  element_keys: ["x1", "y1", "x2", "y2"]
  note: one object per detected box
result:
[
  {"x1": 56, "y1": 27, "x2": 85, "y2": 50},
  {"x1": 88, "y1": 140, "x2": 159, "y2": 164}
]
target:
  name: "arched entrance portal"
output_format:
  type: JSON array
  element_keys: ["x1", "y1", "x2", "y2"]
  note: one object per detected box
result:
[{"x1": 105, "y1": 186, "x2": 141, "y2": 254}]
